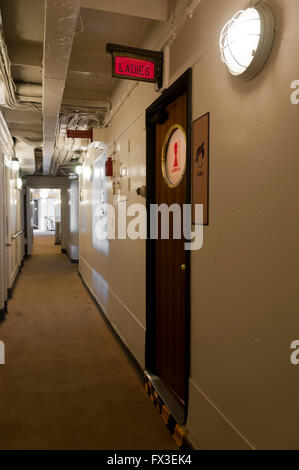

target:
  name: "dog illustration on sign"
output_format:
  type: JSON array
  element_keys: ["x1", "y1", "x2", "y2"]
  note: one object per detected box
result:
[{"x1": 195, "y1": 141, "x2": 205, "y2": 177}]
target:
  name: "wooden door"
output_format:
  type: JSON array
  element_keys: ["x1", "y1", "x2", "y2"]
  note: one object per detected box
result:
[
  {"x1": 146, "y1": 70, "x2": 191, "y2": 410},
  {"x1": 155, "y1": 92, "x2": 187, "y2": 404}
]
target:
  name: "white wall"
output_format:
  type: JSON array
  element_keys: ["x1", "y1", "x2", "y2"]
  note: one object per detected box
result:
[
  {"x1": 26, "y1": 176, "x2": 70, "y2": 251},
  {"x1": 78, "y1": 0, "x2": 299, "y2": 449},
  {"x1": 6, "y1": 159, "x2": 23, "y2": 290},
  {"x1": 25, "y1": 187, "x2": 33, "y2": 255},
  {"x1": 67, "y1": 180, "x2": 79, "y2": 261},
  {"x1": 171, "y1": 0, "x2": 299, "y2": 450},
  {"x1": 0, "y1": 111, "x2": 23, "y2": 308},
  {"x1": 26, "y1": 177, "x2": 80, "y2": 260},
  {"x1": 0, "y1": 147, "x2": 7, "y2": 313},
  {"x1": 39, "y1": 197, "x2": 55, "y2": 231}
]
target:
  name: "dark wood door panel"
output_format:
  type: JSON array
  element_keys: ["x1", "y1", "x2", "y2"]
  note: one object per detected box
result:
[{"x1": 155, "y1": 92, "x2": 187, "y2": 403}]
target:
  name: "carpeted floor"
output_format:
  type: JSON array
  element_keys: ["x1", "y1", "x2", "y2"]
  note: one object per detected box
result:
[{"x1": 0, "y1": 234, "x2": 177, "y2": 450}]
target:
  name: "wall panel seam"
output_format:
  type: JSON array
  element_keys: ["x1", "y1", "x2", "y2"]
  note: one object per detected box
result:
[
  {"x1": 79, "y1": 255, "x2": 145, "y2": 331},
  {"x1": 189, "y1": 378, "x2": 256, "y2": 450}
]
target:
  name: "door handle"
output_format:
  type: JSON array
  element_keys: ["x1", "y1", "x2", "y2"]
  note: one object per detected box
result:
[
  {"x1": 180, "y1": 264, "x2": 186, "y2": 272},
  {"x1": 12, "y1": 230, "x2": 23, "y2": 240}
]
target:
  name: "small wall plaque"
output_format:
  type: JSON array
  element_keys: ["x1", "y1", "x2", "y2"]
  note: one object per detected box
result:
[
  {"x1": 162, "y1": 124, "x2": 187, "y2": 189},
  {"x1": 192, "y1": 113, "x2": 210, "y2": 225}
]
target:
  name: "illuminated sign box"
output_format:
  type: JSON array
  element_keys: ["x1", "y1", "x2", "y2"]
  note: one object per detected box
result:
[
  {"x1": 106, "y1": 43, "x2": 163, "y2": 88},
  {"x1": 67, "y1": 129, "x2": 93, "y2": 140}
]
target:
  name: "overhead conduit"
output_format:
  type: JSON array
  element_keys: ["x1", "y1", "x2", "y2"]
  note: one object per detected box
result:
[
  {"x1": 15, "y1": 83, "x2": 111, "y2": 116},
  {"x1": 0, "y1": 3, "x2": 110, "y2": 176},
  {"x1": 15, "y1": 83, "x2": 43, "y2": 103},
  {"x1": 0, "y1": 11, "x2": 41, "y2": 111},
  {"x1": 42, "y1": 0, "x2": 82, "y2": 175}
]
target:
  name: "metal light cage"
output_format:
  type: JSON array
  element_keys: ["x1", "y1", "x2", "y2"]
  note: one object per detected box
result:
[{"x1": 220, "y1": 4, "x2": 275, "y2": 80}]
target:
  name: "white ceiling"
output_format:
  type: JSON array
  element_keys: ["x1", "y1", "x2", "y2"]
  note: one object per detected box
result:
[{"x1": 0, "y1": 0, "x2": 172, "y2": 175}]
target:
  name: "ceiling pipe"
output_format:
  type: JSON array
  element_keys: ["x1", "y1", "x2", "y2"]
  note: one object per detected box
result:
[
  {"x1": 15, "y1": 84, "x2": 111, "y2": 113},
  {"x1": 158, "y1": 0, "x2": 201, "y2": 50},
  {"x1": 15, "y1": 136, "x2": 43, "y2": 148},
  {"x1": 104, "y1": 82, "x2": 139, "y2": 127},
  {"x1": 15, "y1": 83, "x2": 42, "y2": 99},
  {"x1": 158, "y1": 0, "x2": 201, "y2": 91},
  {"x1": 61, "y1": 98, "x2": 111, "y2": 113},
  {"x1": 42, "y1": 0, "x2": 81, "y2": 175},
  {"x1": 0, "y1": 10, "x2": 41, "y2": 112}
]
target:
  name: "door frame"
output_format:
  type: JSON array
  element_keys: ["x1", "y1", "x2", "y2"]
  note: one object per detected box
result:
[{"x1": 145, "y1": 69, "x2": 192, "y2": 422}]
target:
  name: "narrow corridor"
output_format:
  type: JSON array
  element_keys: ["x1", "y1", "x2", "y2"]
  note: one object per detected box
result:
[{"x1": 0, "y1": 235, "x2": 176, "y2": 450}]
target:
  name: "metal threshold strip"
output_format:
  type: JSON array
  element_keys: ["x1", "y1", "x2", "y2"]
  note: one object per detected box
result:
[{"x1": 145, "y1": 370, "x2": 185, "y2": 425}]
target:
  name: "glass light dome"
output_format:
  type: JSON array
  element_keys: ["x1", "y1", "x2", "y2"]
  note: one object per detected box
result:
[
  {"x1": 83, "y1": 165, "x2": 92, "y2": 181},
  {"x1": 75, "y1": 163, "x2": 82, "y2": 175},
  {"x1": 220, "y1": 5, "x2": 275, "y2": 79},
  {"x1": 16, "y1": 177, "x2": 23, "y2": 190},
  {"x1": 11, "y1": 157, "x2": 20, "y2": 172}
]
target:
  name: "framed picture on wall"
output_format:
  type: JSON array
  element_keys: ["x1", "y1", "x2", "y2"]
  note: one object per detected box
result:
[{"x1": 192, "y1": 112, "x2": 210, "y2": 225}]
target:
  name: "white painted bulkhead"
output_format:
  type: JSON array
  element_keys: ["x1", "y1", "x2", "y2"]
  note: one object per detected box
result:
[
  {"x1": 68, "y1": 180, "x2": 79, "y2": 261},
  {"x1": 25, "y1": 176, "x2": 75, "y2": 256},
  {"x1": 78, "y1": 0, "x2": 299, "y2": 450},
  {"x1": 0, "y1": 111, "x2": 23, "y2": 307}
]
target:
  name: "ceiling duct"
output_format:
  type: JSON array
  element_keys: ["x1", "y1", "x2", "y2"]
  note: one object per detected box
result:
[
  {"x1": 34, "y1": 148, "x2": 43, "y2": 175},
  {"x1": 15, "y1": 83, "x2": 43, "y2": 103},
  {"x1": 50, "y1": 106, "x2": 109, "y2": 176},
  {"x1": 0, "y1": 10, "x2": 41, "y2": 112},
  {"x1": 42, "y1": 0, "x2": 81, "y2": 175}
]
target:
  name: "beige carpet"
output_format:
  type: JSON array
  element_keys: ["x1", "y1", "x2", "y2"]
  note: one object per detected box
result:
[{"x1": 0, "y1": 234, "x2": 177, "y2": 450}]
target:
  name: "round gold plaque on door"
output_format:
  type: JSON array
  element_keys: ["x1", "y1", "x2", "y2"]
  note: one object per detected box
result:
[{"x1": 161, "y1": 124, "x2": 187, "y2": 188}]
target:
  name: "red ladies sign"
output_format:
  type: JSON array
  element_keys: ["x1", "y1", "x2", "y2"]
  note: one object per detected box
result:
[
  {"x1": 106, "y1": 43, "x2": 163, "y2": 88},
  {"x1": 114, "y1": 56, "x2": 155, "y2": 80}
]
